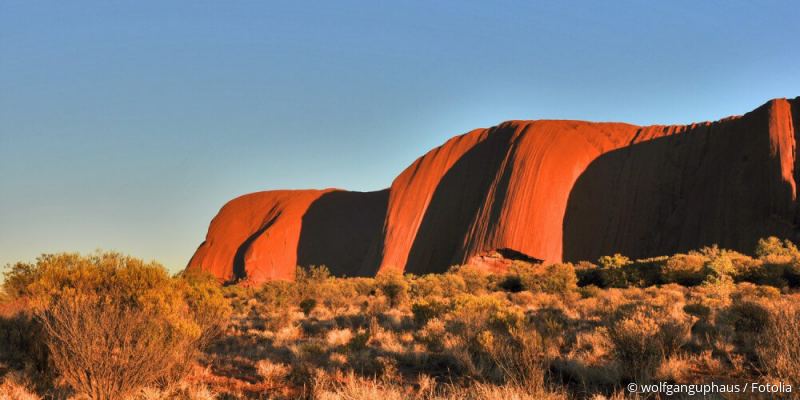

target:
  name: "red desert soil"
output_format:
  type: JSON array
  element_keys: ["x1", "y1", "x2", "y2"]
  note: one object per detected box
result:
[{"x1": 188, "y1": 97, "x2": 800, "y2": 283}]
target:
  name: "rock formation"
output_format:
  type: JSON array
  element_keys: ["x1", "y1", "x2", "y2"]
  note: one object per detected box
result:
[{"x1": 188, "y1": 97, "x2": 800, "y2": 283}]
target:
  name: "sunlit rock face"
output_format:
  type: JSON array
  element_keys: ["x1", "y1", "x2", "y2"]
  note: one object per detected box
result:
[{"x1": 188, "y1": 97, "x2": 800, "y2": 283}]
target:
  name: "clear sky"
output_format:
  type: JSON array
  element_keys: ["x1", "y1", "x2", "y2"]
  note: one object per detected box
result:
[{"x1": 2, "y1": 1, "x2": 799, "y2": 274}]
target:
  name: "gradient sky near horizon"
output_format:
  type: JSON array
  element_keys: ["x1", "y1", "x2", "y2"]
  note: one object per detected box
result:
[{"x1": 2, "y1": 1, "x2": 799, "y2": 273}]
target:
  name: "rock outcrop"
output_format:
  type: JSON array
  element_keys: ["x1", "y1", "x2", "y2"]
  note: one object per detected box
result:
[{"x1": 188, "y1": 97, "x2": 800, "y2": 283}]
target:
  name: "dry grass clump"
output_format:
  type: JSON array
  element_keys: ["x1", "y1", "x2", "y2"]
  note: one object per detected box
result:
[
  {"x1": 314, "y1": 371, "x2": 565, "y2": 400},
  {"x1": 0, "y1": 372, "x2": 39, "y2": 400},
  {"x1": 654, "y1": 355, "x2": 692, "y2": 382},
  {"x1": 255, "y1": 359, "x2": 290, "y2": 386},
  {"x1": 133, "y1": 381, "x2": 218, "y2": 400},
  {"x1": 755, "y1": 299, "x2": 800, "y2": 386},
  {"x1": 608, "y1": 308, "x2": 663, "y2": 383}
]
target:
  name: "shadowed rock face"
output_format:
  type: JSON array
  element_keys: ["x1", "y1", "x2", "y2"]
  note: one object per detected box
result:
[{"x1": 188, "y1": 98, "x2": 800, "y2": 283}]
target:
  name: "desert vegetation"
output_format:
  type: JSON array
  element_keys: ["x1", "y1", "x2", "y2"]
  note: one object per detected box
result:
[{"x1": 1, "y1": 238, "x2": 799, "y2": 398}]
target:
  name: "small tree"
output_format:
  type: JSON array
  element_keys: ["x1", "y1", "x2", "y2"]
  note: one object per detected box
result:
[
  {"x1": 375, "y1": 268, "x2": 409, "y2": 308},
  {"x1": 598, "y1": 254, "x2": 632, "y2": 288},
  {"x1": 299, "y1": 298, "x2": 317, "y2": 316},
  {"x1": 1, "y1": 251, "x2": 230, "y2": 398},
  {"x1": 702, "y1": 252, "x2": 736, "y2": 301}
]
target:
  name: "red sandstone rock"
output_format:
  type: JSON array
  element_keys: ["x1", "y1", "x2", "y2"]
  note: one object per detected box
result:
[{"x1": 188, "y1": 98, "x2": 800, "y2": 283}]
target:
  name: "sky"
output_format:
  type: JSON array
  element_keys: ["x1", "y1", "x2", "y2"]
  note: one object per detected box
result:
[{"x1": 1, "y1": 1, "x2": 799, "y2": 274}]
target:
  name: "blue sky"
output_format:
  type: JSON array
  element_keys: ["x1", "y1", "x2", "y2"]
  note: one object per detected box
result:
[{"x1": 2, "y1": 1, "x2": 798, "y2": 273}]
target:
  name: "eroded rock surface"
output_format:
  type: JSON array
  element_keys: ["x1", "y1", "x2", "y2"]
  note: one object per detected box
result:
[{"x1": 188, "y1": 98, "x2": 800, "y2": 283}]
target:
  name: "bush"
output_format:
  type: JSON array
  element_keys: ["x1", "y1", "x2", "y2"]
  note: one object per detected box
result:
[
  {"x1": 375, "y1": 268, "x2": 409, "y2": 308},
  {"x1": 535, "y1": 263, "x2": 578, "y2": 295},
  {"x1": 256, "y1": 280, "x2": 301, "y2": 311},
  {"x1": 609, "y1": 307, "x2": 670, "y2": 383},
  {"x1": 700, "y1": 252, "x2": 736, "y2": 301},
  {"x1": 295, "y1": 264, "x2": 331, "y2": 283},
  {"x1": 598, "y1": 254, "x2": 634, "y2": 288},
  {"x1": 39, "y1": 297, "x2": 196, "y2": 398},
  {"x1": 574, "y1": 261, "x2": 604, "y2": 287},
  {"x1": 723, "y1": 300, "x2": 771, "y2": 335},
  {"x1": 630, "y1": 256, "x2": 670, "y2": 286},
  {"x1": 1, "y1": 262, "x2": 39, "y2": 300},
  {"x1": 452, "y1": 295, "x2": 523, "y2": 334},
  {"x1": 494, "y1": 262, "x2": 576, "y2": 296},
  {"x1": 0, "y1": 310, "x2": 50, "y2": 379},
  {"x1": 755, "y1": 237, "x2": 798, "y2": 259},
  {"x1": 447, "y1": 264, "x2": 491, "y2": 293},
  {"x1": 577, "y1": 284, "x2": 602, "y2": 299},
  {"x1": 175, "y1": 269, "x2": 231, "y2": 349},
  {"x1": 0, "y1": 251, "x2": 229, "y2": 397},
  {"x1": 755, "y1": 301, "x2": 800, "y2": 386},
  {"x1": 411, "y1": 297, "x2": 448, "y2": 325},
  {"x1": 498, "y1": 275, "x2": 525, "y2": 293},
  {"x1": 489, "y1": 329, "x2": 548, "y2": 394},
  {"x1": 299, "y1": 298, "x2": 318, "y2": 316},
  {"x1": 732, "y1": 283, "x2": 781, "y2": 300},
  {"x1": 410, "y1": 273, "x2": 466, "y2": 298},
  {"x1": 749, "y1": 262, "x2": 790, "y2": 288},
  {"x1": 661, "y1": 254, "x2": 708, "y2": 286}
]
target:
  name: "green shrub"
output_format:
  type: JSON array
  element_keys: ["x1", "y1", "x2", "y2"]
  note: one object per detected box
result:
[
  {"x1": 410, "y1": 273, "x2": 466, "y2": 298},
  {"x1": 451, "y1": 294, "x2": 524, "y2": 337},
  {"x1": 532, "y1": 307, "x2": 567, "y2": 339},
  {"x1": 732, "y1": 283, "x2": 781, "y2": 300},
  {"x1": 749, "y1": 262, "x2": 789, "y2": 288},
  {"x1": 299, "y1": 298, "x2": 318, "y2": 316},
  {"x1": 683, "y1": 303, "x2": 711, "y2": 320},
  {"x1": 319, "y1": 277, "x2": 359, "y2": 312},
  {"x1": 535, "y1": 263, "x2": 578, "y2": 295},
  {"x1": 295, "y1": 264, "x2": 331, "y2": 283},
  {"x1": 727, "y1": 252, "x2": 761, "y2": 281},
  {"x1": 700, "y1": 252, "x2": 736, "y2": 300},
  {"x1": 632, "y1": 256, "x2": 670, "y2": 286},
  {"x1": 497, "y1": 275, "x2": 525, "y2": 293},
  {"x1": 447, "y1": 264, "x2": 491, "y2": 294},
  {"x1": 577, "y1": 284, "x2": 602, "y2": 298},
  {"x1": 494, "y1": 262, "x2": 576, "y2": 295},
  {"x1": 1, "y1": 262, "x2": 38, "y2": 300},
  {"x1": 497, "y1": 262, "x2": 539, "y2": 292},
  {"x1": 256, "y1": 280, "x2": 300, "y2": 311},
  {"x1": 723, "y1": 300, "x2": 771, "y2": 335},
  {"x1": 411, "y1": 297, "x2": 448, "y2": 325},
  {"x1": 574, "y1": 261, "x2": 604, "y2": 287},
  {"x1": 661, "y1": 254, "x2": 708, "y2": 286},
  {"x1": 175, "y1": 269, "x2": 231, "y2": 348},
  {"x1": 598, "y1": 254, "x2": 634, "y2": 288},
  {"x1": 375, "y1": 268, "x2": 409, "y2": 308},
  {"x1": 755, "y1": 237, "x2": 798, "y2": 259}
]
